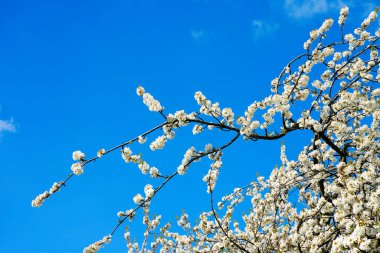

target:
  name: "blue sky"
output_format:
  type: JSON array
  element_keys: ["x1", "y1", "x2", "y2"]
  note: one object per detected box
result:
[{"x1": 0, "y1": 0, "x2": 378, "y2": 252}]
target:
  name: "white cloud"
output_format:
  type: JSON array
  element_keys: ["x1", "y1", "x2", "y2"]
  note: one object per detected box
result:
[
  {"x1": 0, "y1": 106, "x2": 16, "y2": 136},
  {"x1": 0, "y1": 119, "x2": 15, "y2": 134},
  {"x1": 252, "y1": 20, "x2": 279, "y2": 40},
  {"x1": 191, "y1": 30, "x2": 206, "y2": 40},
  {"x1": 283, "y1": 0, "x2": 380, "y2": 26},
  {"x1": 284, "y1": 0, "x2": 344, "y2": 19}
]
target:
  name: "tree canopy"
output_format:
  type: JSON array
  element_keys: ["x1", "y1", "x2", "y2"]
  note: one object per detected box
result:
[{"x1": 33, "y1": 6, "x2": 380, "y2": 253}]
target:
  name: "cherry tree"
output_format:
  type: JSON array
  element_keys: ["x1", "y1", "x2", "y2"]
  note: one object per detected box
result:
[{"x1": 32, "y1": 7, "x2": 380, "y2": 252}]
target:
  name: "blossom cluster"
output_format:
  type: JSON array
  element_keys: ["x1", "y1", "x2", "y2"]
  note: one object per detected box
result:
[
  {"x1": 177, "y1": 147, "x2": 197, "y2": 175},
  {"x1": 128, "y1": 7, "x2": 380, "y2": 252},
  {"x1": 137, "y1": 86, "x2": 163, "y2": 112},
  {"x1": 70, "y1": 150, "x2": 86, "y2": 175},
  {"x1": 121, "y1": 146, "x2": 160, "y2": 176},
  {"x1": 31, "y1": 191, "x2": 49, "y2": 207},
  {"x1": 83, "y1": 235, "x2": 111, "y2": 253},
  {"x1": 149, "y1": 135, "x2": 167, "y2": 151},
  {"x1": 202, "y1": 145, "x2": 223, "y2": 192}
]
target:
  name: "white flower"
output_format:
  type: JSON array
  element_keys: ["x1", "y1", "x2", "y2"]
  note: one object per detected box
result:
[
  {"x1": 83, "y1": 235, "x2": 111, "y2": 253},
  {"x1": 370, "y1": 49, "x2": 378, "y2": 60},
  {"x1": 31, "y1": 191, "x2": 49, "y2": 207},
  {"x1": 121, "y1": 147, "x2": 133, "y2": 162},
  {"x1": 177, "y1": 165, "x2": 186, "y2": 175},
  {"x1": 133, "y1": 193, "x2": 144, "y2": 205},
  {"x1": 321, "y1": 69, "x2": 331, "y2": 81},
  {"x1": 338, "y1": 6, "x2": 349, "y2": 26},
  {"x1": 165, "y1": 130, "x2": 175, "y2": 139},
  {"x1": 322, "y1": 47, "x2": 334, "y2": 57},
  {"x1": 205, "y1": 143, "x2": 213, "y2": 153},
  {"x1": 312, "y1": 80, "x2": 322, "y2": 89},
  {"x1": 211, "y1": 160, "x2": 222, "y2": 169},
  {"x1": 359, "y1": 238, "x2": 372, "y2": 251},
  {"x1": 360, "y1": 31, "x2": 370, "y2": 40},
  {"x1": 319, "y1": 18, "x2": 333, "y2": 33},
  {"x1": 150, "y1": 135, "x2": 167, "y2": 151},
  {"x1": 136, "y1": 86, "x2": 145, "y2": 96},
  {"x1": 142, "y1": 92, "x2": 163, "y2": 112},
  {"x1": 144, "y1": 184, "x2": 155, "y2": 199},
  {"x1": 149, "y1": 167, "x2": 159, "y2": 178},
  {"x1": 71, "y1": 162, "x2": 83, "y2": 175},
  {"x1": 313, "y1": 122, "x2": 323, "y2": 132},
  {"x1": 303, "y1": 39, "x2": 311, "y2": 50},
  {"x1": 97, "y1": 149, "x2": 105, "y2": 158},
  {"x1": 192, "y1": 124, "x2": 203, "y2": 135},
  {"x1": 368, "y1": 10, "x2": 378, "y2": 21},
  {"x1": 309, "y1": 29, "x2": 320, "y2": 40},
  {"x1": 72, "y1": 150, "x2": 85, "y2": 161},
  {"x1": 352, "y1": 202, "x2": 362, "y2": 215},
  {"x1": 298, "y1": 75, "x2": 309, "y2": 87},
  {"x1": 344, "y1": 33, "x2": 355, "y2": 42},
  {"x1": 333, "y1": 52, "x2": 342, "y2": 61},
  {"x1": 342, "y1": 50, "x2": 351, "y2": 57},
  {"x1": 125, "y1": 209, "x2": 134, "y2": 217},
  {"x1": 260, "y1": 122, "x2": 268, "y2": 129},
  {"x1": 250, "y1": 121, "x2": 260, "y2": 130},
  {"x1": 177, "y1": 147, "x2": 197, "y2": 175},
  {"x1": 372, "y1": 88, "x2": 380, "y2": 97},
  {"x1": 49, "y1": 182, "x2": 60, "y2": 194},
  {"x1": 138, "y1": 135, "x2": 147, "y2": 144},
  {"x1": 138, "y1": 161, "x2": 150, "y2": 174},
  {"x1": 174, "y1": 110, "x2": 188, "y2": 126},
  {"x1": 194, "y1": 91, "x2": 207, "y2": 105},
  {"x1": 221, "y1": 108, "x2": 234, "y2": 125},
  {"x1": 83, "y1": 243, "x2": 100, "y2": 253}
]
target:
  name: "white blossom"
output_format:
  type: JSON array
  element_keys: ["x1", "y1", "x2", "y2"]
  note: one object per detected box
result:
[
  {"x1": 72, "y1": 150, "x2": 85, "y2": 161},
  {"x1": 141, "y1": 92, "x2": 163, "y2": 112},
  {"x1": 31, "y1": 191, "x2": 49, "y2": 207},
  {"x1": 192, "y1": 124, "x2": 203, "y2": 135},
  {"x1": 133, "y1": 193, "x2": 144, "y2": 205},
  {"x1": 136, "y1": 86, "x2": 145, "y2": 96},
  {"x1": 149, "y1": 167, "x2": 159, "y2": 178},
  {"x1": 177, "y1": 147, "x2": 196, "y2": 175},
  {"x1": 83, "y1": 235, "x2": 111, "y2": 253},
  {"x1": 149, "y1": 135, "x2": 167, "y2": 151},
  {"x1": 138, "y1": 135, "x2": 147, "y2": 144},
  {"x1": 319, "y1": 18, "x2": 333, "y2": 33},
  {"x1": 338, "y1": 6, "x2": 349, "y2": 26},
  {"x1": 97, "y1": 149, "x2": 105, "y2": 158},
  {"x1": 71, "y1": 162, "x2": 83, "y2": 175},
  {"x1": 221, "y1": 107, "x2": 234, "y2": 125},
  {"x1": 144, "y1": 184, "x2": 154, "y2": 199},
  {"x1": 121, "y1": 147, "x2": 133, "y2": 162},
  {"x1": 138, "y1": 161, "x2": 150, "y2": 174},
  {"x1": 49, "y1": 182, "x2": 60, "y2": 194}
]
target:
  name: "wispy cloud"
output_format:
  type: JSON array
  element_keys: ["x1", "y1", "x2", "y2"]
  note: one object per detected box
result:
[
  {"x1": 284, "y1": 0, "x2": 344, "y2": 19},
  {"x1": 0, "y1": 106, "x2": 16, "y2": 136},
  {"x1": 0, "y1": 119, "x2": 15, "y2": 134},
  {"x1": 252, "y1": 20, "x2": 279, "y2": 40},
  {"x1": 283, "y1": 0, "x2": 379, "y2": 25},
  {"x1": 190, "y1": 30, "x2": 206, "y2": 41}
]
